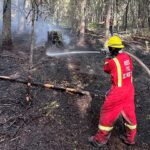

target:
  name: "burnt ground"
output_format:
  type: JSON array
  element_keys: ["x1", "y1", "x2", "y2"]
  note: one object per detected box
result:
[{"x1": 0, "y1": 32, "x2": 150, "y2": 150}]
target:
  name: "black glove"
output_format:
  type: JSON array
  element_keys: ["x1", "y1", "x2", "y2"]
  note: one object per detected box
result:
[{"x1": 101, "y1": 48, "x2": 109, "y2": 55}]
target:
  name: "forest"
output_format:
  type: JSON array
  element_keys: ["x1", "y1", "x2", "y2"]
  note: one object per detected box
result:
[{"x1": 0, "y1": 0, "x2": 150, "y2": 149}]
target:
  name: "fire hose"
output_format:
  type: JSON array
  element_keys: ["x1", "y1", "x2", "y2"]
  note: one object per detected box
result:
[{"x1": 125, "y1": 51, "x2": 150, "y2": 77}]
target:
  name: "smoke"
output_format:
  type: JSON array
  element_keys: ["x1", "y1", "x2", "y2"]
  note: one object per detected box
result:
[
  {"x1": 11, "y1": 0, "x2": 29, "y2": 33},
  {"x1": 34, "y1": 18, "x2": 71, "y2": 47},
  {"x1": 0, "y1": 0, "x2": 71, "y2": 47},
  {"x1": 34, "y1": 18, "x2": 54, "y2": 46},
  {"x1": 63, "y1": 34, "x2": 71, "y2": 45}
]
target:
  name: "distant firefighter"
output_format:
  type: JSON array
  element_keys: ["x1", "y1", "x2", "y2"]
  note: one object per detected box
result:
[{"x1": 109, "y1": 18, "x2": 113, "y2": 36}]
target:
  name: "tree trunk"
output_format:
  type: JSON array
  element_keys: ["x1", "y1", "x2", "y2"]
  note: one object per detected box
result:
[
  {"x1": 78, "y1": 0, "x2": 87, "y2": 45},
  {"x1": 2, "y1": 0, "x2": 12, "y2": 49},
  {"x1": 30, "y1": 2, "x2": 35, "y2": 68},
  {"x1": 68, "y1": 0, "x2": 78, "y2": 33},
  {"x1": 147, "y1": 2, "x2": 150, "y2": 29},
  {"x1": 116, "y1": 0, "x2": 119, "y2": 32},
  {"x1": 130, "y1": 0, "x2": 134, "y2": 32},
  {"x1": 124, "y1": 0, "x2": 131, "y2": 31},
  {"x1": 148, "y1": 16, "x2": 150, "y2": 29},
  {"x1": 105, "y1": 0, "x2": 113, "y2": 40}
]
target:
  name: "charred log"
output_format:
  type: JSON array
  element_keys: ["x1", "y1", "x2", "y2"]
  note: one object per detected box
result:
[{"x1": 46, "y1": 31, "x2": 63, "y2": 47}]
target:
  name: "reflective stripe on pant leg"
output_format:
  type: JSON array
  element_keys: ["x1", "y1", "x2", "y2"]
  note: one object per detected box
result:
[
  {"x1": 98, "y1": 125, "x2": 113, "y2": 132},
  {"x1": 125, "y1": 123, "x2": 137, "y2": 142},
  {"x1": 124, "y1": 123, "x2": 137, "y2": 130}
]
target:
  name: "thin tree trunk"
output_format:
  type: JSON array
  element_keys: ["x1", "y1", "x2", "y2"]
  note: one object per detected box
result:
[
  {"x1": 69, "y1": 0, "x2": 78, "y2": 33},
  {"x1": 148, "y1": 2, "x2": 150, "y2": 29},
  {"x1": 2, "y1": 0, "x2": 12, "y2": 49},
  {"x1": 78, "y1": 0, "x2": 87, "y2": 45},
  {"x1": 148, "y1": 16, "x2": 150, "y2": 29},
  {"x1": 124, "y1": 0, "x2": 131, "y2": 31},
  {"x1": 116, "y1": 0, "x2": 119, "y2": 32},
  {"x1": 130, "y1": 0, "x2": 135, "y2": 33},
  {"x1": 30, "y1": 3, "x2": 35, "y2": 68},
  {"x1": 105, "y1": 0, "x2": 113, "y2": 40},
  {"x1": 136, "y1": 1, "x2": 141, "y2": 33}
]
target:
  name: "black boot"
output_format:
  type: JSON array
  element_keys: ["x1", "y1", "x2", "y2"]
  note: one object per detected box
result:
[
  {"x1": 88, "y1": 136, "x2": 107, "y2": 148},
  {"x1": 120, "y1": 135, "x2": 135, "y2": 145}
]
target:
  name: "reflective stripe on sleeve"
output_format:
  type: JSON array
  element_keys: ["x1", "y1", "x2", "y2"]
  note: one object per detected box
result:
[
  {"x1": 98, "y1": 125, "x2": 113, "y2": 131},
  {"x1": 113, "y1": 58, "x2": 122, "y2": 87},
  {"x1": 125, "y1": 123, "x2": 137, "y2": 130}
]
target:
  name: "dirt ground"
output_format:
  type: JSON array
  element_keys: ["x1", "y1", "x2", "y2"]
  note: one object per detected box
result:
[{"x1": 0, "y1": 32, "x2": 150, "y2": 150}]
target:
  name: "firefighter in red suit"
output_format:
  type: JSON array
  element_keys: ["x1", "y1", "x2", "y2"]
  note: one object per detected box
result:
[{"x1": 89, "y1": 36, "x2": 137, "y2": 148}]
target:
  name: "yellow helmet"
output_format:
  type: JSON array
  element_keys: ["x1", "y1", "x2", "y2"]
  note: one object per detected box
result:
[{"x1": 106, "y1": 36, "x2": 124, "y2": 49}]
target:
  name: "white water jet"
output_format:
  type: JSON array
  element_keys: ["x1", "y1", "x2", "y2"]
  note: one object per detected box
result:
[{"x1": 46, "y1": 51, "x2": 100, "y2": 57}]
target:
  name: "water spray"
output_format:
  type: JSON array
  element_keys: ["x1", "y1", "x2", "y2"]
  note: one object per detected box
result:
[
  {"x1": 46, "y1": 50, "x2": 101, "y2": 57},
  {"x1": 46, "y1": 49, "x2": 150, "y2": 77}
]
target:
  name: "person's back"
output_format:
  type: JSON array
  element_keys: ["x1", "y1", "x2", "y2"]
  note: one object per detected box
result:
[{"x1": 104, "y1": 52, "x2": 133, "y2": 87}]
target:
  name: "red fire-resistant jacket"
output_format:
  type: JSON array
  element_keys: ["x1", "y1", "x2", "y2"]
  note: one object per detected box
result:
[{"x1": 103, "y1": 52, "x2": 133, "y2": 87}]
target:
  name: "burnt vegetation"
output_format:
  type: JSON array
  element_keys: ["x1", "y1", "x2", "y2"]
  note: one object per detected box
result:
[{"x1": 0, "y1": 0, "x2": 150, "y2": 150}]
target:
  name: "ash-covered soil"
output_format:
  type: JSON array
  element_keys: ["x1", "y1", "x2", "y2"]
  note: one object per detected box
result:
[{"x1": 0, "y1": 33, "x2": 150, "y2": 150}]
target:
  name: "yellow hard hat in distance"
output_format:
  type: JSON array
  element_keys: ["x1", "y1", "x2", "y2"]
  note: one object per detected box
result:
[{"x1": 107, "y1": 36, "x2": 124, "y2": 48}]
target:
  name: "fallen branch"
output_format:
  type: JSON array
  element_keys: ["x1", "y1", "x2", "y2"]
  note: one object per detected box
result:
[
  {"x1": 132, "y1": 36, "x2": 150, "y2": 41},
  {"x1": 0, "y1": 75, "x2": 89, "y2": 95}
]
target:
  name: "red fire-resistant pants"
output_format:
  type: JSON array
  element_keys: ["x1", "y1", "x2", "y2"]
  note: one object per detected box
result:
[{"x1": 94, "y1": 84, "x2": 137, "y2": 143}]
